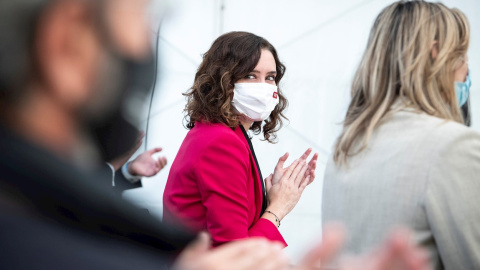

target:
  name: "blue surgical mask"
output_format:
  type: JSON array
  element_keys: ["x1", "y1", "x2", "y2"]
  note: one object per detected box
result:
[{"x1": 455, "y1": 70, "x2": 472, "y2": 107}]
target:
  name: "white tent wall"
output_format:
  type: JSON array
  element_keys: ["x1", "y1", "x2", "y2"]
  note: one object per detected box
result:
[{"x1": 124, "y1": 0, "x2": 480, "y2": 261}]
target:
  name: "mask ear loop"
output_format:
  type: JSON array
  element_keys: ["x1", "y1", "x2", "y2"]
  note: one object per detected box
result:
[{"x1": 144, "y1": 20, "x2": 163, "y2": 152}]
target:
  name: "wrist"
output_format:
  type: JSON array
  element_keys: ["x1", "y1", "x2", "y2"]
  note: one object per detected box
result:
[
  {"x1": 264, "y1": 210, "x2": 281, "y2": 228},
  {"x1": 265, "y1": 205, "x2": 286, "y2": 221},
  {"x1": 127, "y1": 161, "x2": 138, "y2": 176}
]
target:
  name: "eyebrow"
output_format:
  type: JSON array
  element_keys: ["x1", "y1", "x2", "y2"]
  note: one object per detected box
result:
[{"x1": 251, "y1": 70, "x2": 277, "y2": 74}]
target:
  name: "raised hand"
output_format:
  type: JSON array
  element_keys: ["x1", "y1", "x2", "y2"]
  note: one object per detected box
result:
[
  {"x1": 127, "y1": 147, "x2": 167, "y2": 177},
  {"x1": 265, "y1": 173, "x2": 274, "y2": 196},
  {"x1": 297, "y1": 222, "x2": 346, "y2": 269},
  {"x1": 271, "y1": 148, "x2": 318, "y2": 188},
  {"x1": 338, "y1": 229, "x2": 430, "y2": 270},
  {"x1": 295, "y1": 224, "x2": 431, "y2": 270},
  {"x1": 264, "y1": 159, "x2": 310, "y2": 221},
  {"x1": 173, "y1": 232, "x2": 289, "y2": 270}
]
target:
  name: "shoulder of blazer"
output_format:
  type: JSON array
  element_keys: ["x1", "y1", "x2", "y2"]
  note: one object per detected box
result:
[
  {"x1": 414, "y1": 111, "x2": 480, "y2": 144},
  {"x1": 388, "y1": 110, "x2": 480, "y2": 164},
  {"x1": 192, "y1": 122, "x2": 248, "y2": 148}
]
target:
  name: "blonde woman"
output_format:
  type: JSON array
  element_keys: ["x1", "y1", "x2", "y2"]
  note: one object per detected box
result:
[{"x1": 322, "y1": 1, "x2": 477, "y2": 269}]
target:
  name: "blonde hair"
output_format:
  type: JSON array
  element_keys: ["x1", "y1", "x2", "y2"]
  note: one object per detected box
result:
[{"x1": 334, "y1": 0, "x2": 470, "y2": 165}]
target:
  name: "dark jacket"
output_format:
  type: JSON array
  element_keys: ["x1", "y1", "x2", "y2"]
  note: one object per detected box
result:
[{"x1": 0, "y1": 124, "x2": 194, "y2": 269}]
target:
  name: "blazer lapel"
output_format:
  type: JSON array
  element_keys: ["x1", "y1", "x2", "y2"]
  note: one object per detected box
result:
[{"x1": 235, "y1": 126, "x2": 265, "y2": 221}]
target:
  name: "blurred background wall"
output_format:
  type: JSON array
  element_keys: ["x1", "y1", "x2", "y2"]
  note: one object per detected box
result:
[{"x1": 125, "y1": 0, "x2": 480, "y2": 261}]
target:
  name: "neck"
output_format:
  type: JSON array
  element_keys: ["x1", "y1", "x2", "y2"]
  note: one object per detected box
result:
[
  {"x1": 239, "y1": 119, "x2": 253, "y2": 131},
  {"x1": 2, "y1": 88, "x2": 79, "y2": 159}
]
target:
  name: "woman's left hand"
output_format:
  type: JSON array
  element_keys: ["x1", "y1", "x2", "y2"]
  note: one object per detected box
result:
[{"x1": 269, "y1": 148, "x2": 318, "y2": 190}]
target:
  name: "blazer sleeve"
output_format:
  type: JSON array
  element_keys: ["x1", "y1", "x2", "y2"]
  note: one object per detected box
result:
[
  {"x1": 424, "y1": 128, "x2": 480, "y2": 269},
  {"x1": 114, "y1": 165, "x2": 142, "y2": 192},
  {"x1": 195, "y1": 132, "x2": 286, "y2": 247},
  {"x1": 96, "y1": 163, "x2": 115, "y2": 190}
]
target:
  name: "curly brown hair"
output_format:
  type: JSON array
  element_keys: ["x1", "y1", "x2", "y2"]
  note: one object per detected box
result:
[{"x1": 183, "y1": 31, "x2": 288, "y2": 143}]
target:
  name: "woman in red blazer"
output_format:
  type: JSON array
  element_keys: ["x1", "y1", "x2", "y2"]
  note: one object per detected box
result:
[{"x1": 163, "y1": 32, "x2": 318, "y2": 247}]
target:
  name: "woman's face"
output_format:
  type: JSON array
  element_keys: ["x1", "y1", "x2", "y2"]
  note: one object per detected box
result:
[
  {"x1": 236, "y1": 49, "x2": 277, "y2": 85},
  {"x1": 454, "y1": 55, "x2": 469, "y2": 82}
]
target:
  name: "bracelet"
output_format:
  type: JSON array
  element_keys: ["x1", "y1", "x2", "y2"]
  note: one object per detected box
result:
[{"x1": 265, "y1": 210, "x2": 281, "y2": 228}]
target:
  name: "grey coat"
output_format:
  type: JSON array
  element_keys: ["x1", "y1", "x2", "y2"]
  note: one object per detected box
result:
[{"x1": 322, "y1": 108, "x2": 480, "y2": 270}]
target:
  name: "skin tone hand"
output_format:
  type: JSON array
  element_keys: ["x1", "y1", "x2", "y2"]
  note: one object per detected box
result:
[
  {"x1": 296, "y1": 222, "x2": 346, "y2": 270},
  {"x1": 338, "y1": 229, "x2": 430, "y2": 270},
  {"x1": 127, "y1": 147, "x2": 167, "y2": 177},
  {"x1": 295, "y1": 223, "x2": 431, "y2": 270},
  {"x1": 108, "y1": 131, "x2": 145, "y2": 171},
  {"x1": 172, "y1": 232, "x2": 289, "y2": 270},
  {"x1": 267, "y1": 148, "x2": 318, "y2": 192},
  {"x1": 263, "y1": 159, "x2": 310, "y2": 223}
]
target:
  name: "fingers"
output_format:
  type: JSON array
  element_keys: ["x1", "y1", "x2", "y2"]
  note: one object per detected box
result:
[
  {"x1": 249, "y1": 242, "x2": 289, "y2": 270},
  {"x1": 351, "y1": 228, "x2": 431, "y2": 270},
  {"x1": 294, "y1": 161, "x2": 309, "y2": 187},
  {"x1": 275, "y1": 152, "x2": 289, "y2": 172},
  {"x1": 308, "y1": 153, "x2": 319, "y2": 168},
  {"x1": 265, "y1": 173, "x2": 273, "y2": 192},
  {"x1": 219, "y1": 239, "x2": 287, "y2": 270},
  {"x1": 299, "y1": 175, "x2": 310, "y2": 192},
  {"x1": 399, "y1": 244, "x2": 430, "y2": 270},
  {"x1": 306, "y1": 153, "x2": 318, "y2": 175},
  {"x1": 300, "y1": 222, "x2": 346, "y2": 268},
  {"x1": 184, "y1": 232, "x2": 211, "y2": 256},
  {"x1": 282, "y1": 159, "x2": 301, "y2": 180},
  {"x1": 289, "y1": 160, "x2": 306, "y2": 185},
  {"x1": 156, "y1": 156, "x2": 167, "y2": 171},
  {"x1": 307, "y1": 170, "x2": 315, "y2": 185},
  {"x1": 304, "y1": 153, "x2": 318, "y2": 185},
  {"x1": 172, "y1": 232, "x2": 212, "y2": 270},
  {"x1": 306, "y1": 163, "x2": 317, "y2": 186},
  {"x1": 299, "y1": 148, "x2": 313, "y2": 161},
  {"x1": 379, "y1": 229, "x2": 430, "y2": 270},
  {"x1": 147, "y1": 147, "x2": 163, "y2": 155}
]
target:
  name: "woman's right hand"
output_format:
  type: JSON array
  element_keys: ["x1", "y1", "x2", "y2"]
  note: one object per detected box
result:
[
  {"x1": 264, "y1": 159, "x2": 310, "y2": 221},
  {"x1": 270, "y1": 149, "x2": 318, "y2": 189}
]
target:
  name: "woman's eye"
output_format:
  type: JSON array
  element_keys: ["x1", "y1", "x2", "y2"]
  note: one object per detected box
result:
[
  {"x1": 266, "y1": 76, "x2": 276, "y2": 81},
  {"x1": 245, "y1": 74, "x2": 255, "y2": 79}
]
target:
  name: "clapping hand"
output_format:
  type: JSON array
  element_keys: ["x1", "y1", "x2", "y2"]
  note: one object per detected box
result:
[
  {"x1": 296, "y1": 223, "x2": 430, "y2": 270},
  {"x1": 173, "y1": 232, "x2": 289, "y2": 270},
  {"x1": 265, "y1": 148, "x2": 318, "y2": 193}
]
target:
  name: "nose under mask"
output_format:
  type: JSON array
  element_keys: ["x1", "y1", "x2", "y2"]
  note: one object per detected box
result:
[{"x1": 231, "y1": 83, "x2": 279, "y2": 122}]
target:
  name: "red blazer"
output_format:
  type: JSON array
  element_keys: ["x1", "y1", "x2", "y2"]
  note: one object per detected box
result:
[{"x1": 163, "y1": 122, "x2": 287, "y2": 247}]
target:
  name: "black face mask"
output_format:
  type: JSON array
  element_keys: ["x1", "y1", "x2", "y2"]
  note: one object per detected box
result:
[
  {"x1": 80, "y1": 0, "x2": 163, "y2": 163},
  {"x1": 89, "y1": 54, "x2": 155, "y2": 162},
  {"x1": 81, "y1": 7, "x2": 156, "y2": 162}
]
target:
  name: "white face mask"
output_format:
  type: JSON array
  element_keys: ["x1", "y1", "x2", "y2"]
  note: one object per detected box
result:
[{"x1": 232, "y1": 83, "x2": 279, "y2": 122}]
